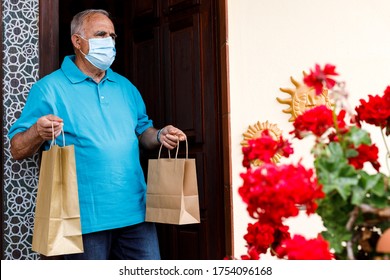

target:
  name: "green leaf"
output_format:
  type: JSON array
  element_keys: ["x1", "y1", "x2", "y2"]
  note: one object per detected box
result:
[
  {"x1": 351, "y1": 185, "x2": 365, "y2": 205},
  {"x1": 365, "y1": 173, "x2": 386, "y2": 196},
  {"x1": 327, "y1": 142, "x2": 344, "y2": 160},
  {"x1": 321, "y1": 229, "x2": 352, "y2": 257},
  {"x1": 345, "y1": 126, "x2": 371, "y2": 146},
  {"x1": 367, "y1": 195, "x2": 390, "y2": 208},
  {"x1": 345, "y1": 148, "x2": 358, "y2": 158},
  {"x1": 315, "y1": 155, "x2": 359, "y2": 200},
  {"x1": 351, "y1": 171, "x2": 387, "y2": 206}
]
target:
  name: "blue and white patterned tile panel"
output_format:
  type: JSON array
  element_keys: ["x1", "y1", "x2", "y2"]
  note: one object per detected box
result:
[{"x1": 2, "y1": 0, "x2": 40, "y2": 260}]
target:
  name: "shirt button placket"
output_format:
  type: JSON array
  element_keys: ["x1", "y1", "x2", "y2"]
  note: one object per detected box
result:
[{"x1": 98, "y1": 83, "x2": 107, "y2": 105}]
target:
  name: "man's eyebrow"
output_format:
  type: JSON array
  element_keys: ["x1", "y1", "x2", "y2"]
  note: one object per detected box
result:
[{"x1": 94, "y1": 30, "x2": 117, "y2": 38}]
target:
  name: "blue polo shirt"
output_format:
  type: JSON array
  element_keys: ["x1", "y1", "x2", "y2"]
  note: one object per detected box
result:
[{"x1": 8, "y1": 55, "x2": 153, "y2": 234}]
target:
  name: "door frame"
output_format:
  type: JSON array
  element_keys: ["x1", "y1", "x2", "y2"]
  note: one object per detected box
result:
[
  {"x1": 38, "y1": 0, "x2": 233, "y2": 256},
  {"x1": 216, "y1": 0, "x2": 232, "y2": 255}
]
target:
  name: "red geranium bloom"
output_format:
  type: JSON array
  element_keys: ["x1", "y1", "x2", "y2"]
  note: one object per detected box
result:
[
  {"x1": 242, "y1": 130, "x2": 293, "y2": 167},
  {"x1": 239, "y1": 162, "x2": 324, "y2": 223},
  {"x1": 336, "y1": 109, "x2": 348, "y2": 132},
  {"x1": 291, "y1": 105, "x2": 334, "y2": 139},
  {"x1": 355, "y1": 86, "x2": 390, "y2": 135},
  {"x1": 276, "y1": 234, "x2": 334, "y2": 260},
  {"x1": 243, "y1": 222, "x2": 275, "y2": 254},
  {"x1": 291, "y1": 105, "x2": 349, "y2": 139},
  {"x1": 241, "y1": 246, "x2": 260, "y2": 260},
  {"x1": 303, "y1": 64, "x2": 339, "y2": 95},
  {"x1": 348, "y1": 143, "x2": 381, "y2": 172},
  {"x1": 270, "y1": 225, "x2": 291, "y2": 253}
]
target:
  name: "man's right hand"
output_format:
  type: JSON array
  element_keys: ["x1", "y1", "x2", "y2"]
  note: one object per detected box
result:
[
  {"x1": 35, "y1": 115, "x2": 64, "y2": 141},
  {"x1": 10, "y1": 114, "x2": 63, "y2": 160}
]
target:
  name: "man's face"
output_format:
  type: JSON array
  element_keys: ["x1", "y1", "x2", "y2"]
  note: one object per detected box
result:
[{"x1": 81, "y1": 13, "x2": 116, "y2": 52}]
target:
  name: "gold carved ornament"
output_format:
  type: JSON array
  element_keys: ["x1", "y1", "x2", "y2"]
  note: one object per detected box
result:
[
  {"x1": 240, "y1": 121, "x2": 283, "y2": 166},
  {"x1": 277, "y1": 75, "x2": 334, "y2": 122}
]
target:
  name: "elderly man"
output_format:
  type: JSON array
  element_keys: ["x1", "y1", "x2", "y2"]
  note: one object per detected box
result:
[{"x1": 8, "y1": 9, "x2": 186, "y2": 260}]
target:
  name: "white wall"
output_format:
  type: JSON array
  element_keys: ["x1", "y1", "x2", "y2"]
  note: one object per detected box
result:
[{"x1": 228, "y1": 0, "x2": 390, "y2": 257}]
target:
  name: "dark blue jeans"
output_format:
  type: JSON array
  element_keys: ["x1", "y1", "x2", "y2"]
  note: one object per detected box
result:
[{"x1": 63, "y1": 222, "x2": 161, "y2": 260}]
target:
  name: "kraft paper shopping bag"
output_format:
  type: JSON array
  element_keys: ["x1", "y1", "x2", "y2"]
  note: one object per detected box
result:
[
  {"x1": 145, "y1": 139, "x2": 200, "y2": 225},
  {"x1": 32, "y1": 128, "x2": 83, "y2": 256}
]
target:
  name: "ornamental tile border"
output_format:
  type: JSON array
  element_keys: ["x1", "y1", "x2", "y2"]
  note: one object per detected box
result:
[{"x1": 2, "y1": 0, "x2": 40, "y2": 260}]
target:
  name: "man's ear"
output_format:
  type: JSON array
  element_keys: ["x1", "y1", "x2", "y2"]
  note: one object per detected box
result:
[{"x1": 71, "y1": 34, "x2": 82, "y2": 50}]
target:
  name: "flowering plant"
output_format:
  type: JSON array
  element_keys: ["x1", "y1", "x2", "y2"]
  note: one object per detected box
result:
[{"x1": 237, "y1": 64, "x2": 390, "y2": 260}]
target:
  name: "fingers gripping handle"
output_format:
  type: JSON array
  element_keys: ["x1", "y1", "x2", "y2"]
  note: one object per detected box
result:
[
  {"x1": 157, "y1": 139, "x2": 188, "y2": 159},
  {"x1": 49, "y1": 122, "x2": 65, "y2": 149}
]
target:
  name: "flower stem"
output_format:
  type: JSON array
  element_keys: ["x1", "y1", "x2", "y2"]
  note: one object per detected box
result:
[
  {"x1": 380, "y1": 128, "x2": 390, "y2": 177},
  {"x1": 331, "y1": 108, "x2": 345, "y2": 150},
  {"x1": 346, "y1": 241, "x2": 355, "y2": 260}
]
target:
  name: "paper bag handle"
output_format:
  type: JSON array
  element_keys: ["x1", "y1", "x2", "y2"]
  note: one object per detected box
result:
[
  {"x1": 49, "y1": 122, "x2": 65, "y2": 149},
  {"x1": 157, "y1": 138, "x2": 188, "y2": 159}
]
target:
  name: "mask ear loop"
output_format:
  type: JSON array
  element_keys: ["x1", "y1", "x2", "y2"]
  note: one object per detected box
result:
[{"x1": 77, "y1": 35, "x2": 88, "y2": 57}]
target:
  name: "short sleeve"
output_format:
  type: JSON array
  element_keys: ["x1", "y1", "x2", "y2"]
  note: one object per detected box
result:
[
  {"x1": 132, "y1": 85, "x2": 153, "y2": 136},
  {"x1": 8, "y1": 83, "x2": 54, "y2": 140}
]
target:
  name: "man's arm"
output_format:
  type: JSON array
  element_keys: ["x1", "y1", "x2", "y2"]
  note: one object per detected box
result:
[
  {"x1": 139, "y1": 125, "x2": 186, "y2": 150},
  {"x1": 10, "y1": 115, "x2": 63, "y2": 160}
]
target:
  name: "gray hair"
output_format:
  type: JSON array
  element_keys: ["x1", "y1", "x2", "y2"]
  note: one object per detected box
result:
[{"x1": 70, "y1": 9, "x2": 110, "y2": 36}]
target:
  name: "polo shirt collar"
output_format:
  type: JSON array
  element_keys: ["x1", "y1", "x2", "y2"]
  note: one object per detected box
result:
[{"x1": 61, "y1": 55, "x2": 118, "y2": 83}]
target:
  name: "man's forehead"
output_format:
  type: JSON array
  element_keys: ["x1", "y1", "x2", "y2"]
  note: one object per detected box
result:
[{"x1": 83, "y1": 14, "x2": 114, "y2": 33}]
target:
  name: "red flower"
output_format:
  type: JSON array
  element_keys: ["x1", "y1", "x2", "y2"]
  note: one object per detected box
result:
[
  {"x1": 276, "y1": 234, "x2": 334, "y2": 260},
  {"x1": 303, "y1": 64, "x2": 339, "y2": 95},
  {"x1": 270, "y1": 225, "x2": 291, "y2": 253},
  {"x1": 241, "y1": 246, "x2": 260, "y2": 260},
  {"x1": 244, "y1": 222, "x2": 275, "y2": 254},
  {"x1": 291, "y1": 105, "x2": 349, "y2": 140},
  {"x1": 291, "y1": 105, "x2": 334, "y2": 139},
  {"x1": 239, "y1": 162, "x2": 324, "y2": 223},
  {"x1": 336, "y1": 109, "x2": 348, "y2": 132},
  {"x1": 242, "y1": 222, "x2": 292, "y2": 258},
  {"x1": 348, "y1": 143, "x2": 381, "y2": 172},
  {"x1": 242, "y1": 130, "x2": 293, "y2": 167},
  {"x1": 355, "y1": 86, "x2": 390, "y2": 135}
]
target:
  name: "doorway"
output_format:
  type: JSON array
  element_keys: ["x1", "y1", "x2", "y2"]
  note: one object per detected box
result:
[{"x1": 39, "y1": 0, "x2": 231, "y2": 260}]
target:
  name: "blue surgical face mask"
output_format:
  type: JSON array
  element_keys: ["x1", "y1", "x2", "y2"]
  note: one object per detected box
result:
[{"x1": 79, "y1": 36, "x2": 116, "y2": 71}]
